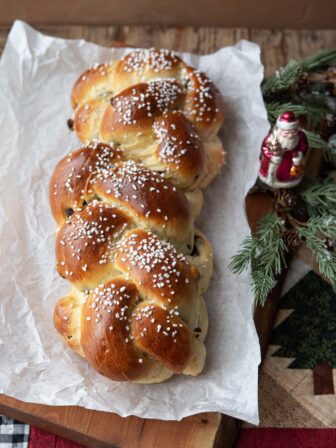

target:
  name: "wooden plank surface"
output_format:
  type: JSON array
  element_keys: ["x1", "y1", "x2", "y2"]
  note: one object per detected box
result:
[
  {"x1": 1, "y1": 0, "x2": 336, "y2": 29},
  {"x1": 0, "y1": 396, "x2": 230, "y2": 448},
  {"x1": 1, "y1": 25, "x2": 336, "y2": 76},
  {"x1": 0, "y1": 24, "x2": 335, "y2": 448}
]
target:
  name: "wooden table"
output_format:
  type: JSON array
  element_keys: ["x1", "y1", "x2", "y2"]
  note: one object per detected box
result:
[{"x1": 0, "y1": 24, "x2": 335, "y2": 448}]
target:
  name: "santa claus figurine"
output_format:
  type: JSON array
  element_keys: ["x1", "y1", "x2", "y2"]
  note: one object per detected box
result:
[{"x1": 258, "y1": 111, "x2": 309, "y2": 189}]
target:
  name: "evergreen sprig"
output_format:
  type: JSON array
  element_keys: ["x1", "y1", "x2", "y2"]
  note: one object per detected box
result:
[
  {"x1": 266, "y1": 101, "x2": 327, "y2": 127},
  {"x1": 298, "y1": 215, "x2": 336, "y2": 287},
  {"x1": 304, "y1": 130, "x2": 329, "y2": 151},
  {"x1": 302, "y1": 177, "x2": 336, "y2": 217},
  {"x1": 262, "y1": 49, "x2": 336, "y2": 96},
  {"x1": 231, "y1": 49, "x2": 336, "y2": 306},
  {"x1": 262, "y1": 60, "x2": 303, "y2": 96},
  {"x1": 229, "y1": 212, "x2": 288, "y2": 305},
  {"x1": 298, "y1": 92, "x2": 330, "y2": 126},
  {"x1": 266, "y1": 102, "x2": 307, "y2": 124},
  {"x1": 302, "y1": 49, "x2": 336, "y2": 71}
]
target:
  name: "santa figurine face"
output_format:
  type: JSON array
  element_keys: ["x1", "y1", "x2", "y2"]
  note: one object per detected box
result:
[
  {"x1": 280, "y1": 129, "x2": 297, "y2": 139},
  {"x1": 276, "y1": 126, "x2": 299, "y2": 150}
]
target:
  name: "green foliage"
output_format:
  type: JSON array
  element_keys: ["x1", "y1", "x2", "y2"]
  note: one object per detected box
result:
[
  {"x1": 262, "y1": 60, "x2": 303, "y2": 96},
  {"x1": 266, "y1": 101, "x2": 327, "y2": 127},
  {"x1": 266, "y1": 102, "x2": 307, "y2": 124},
  {"x1": 262, "y1": 49, "x2": 336, "y2": 96},
  {"x1": 302, "y1": 177, "x2": 336, "y2": 217},
  {"x1": 297, "y1": 93, "x2": 330, "y2": 127},
  {"x1": 297, "y1": 215, "x2": 336, "y2": 287},
  {"x1": 302, "y1": 49, "x2": 336, "y2": 71},
  {"x1": 271, "y1": 271, "x2": 336, "y2": 369},
  {"x1": 231, "y1": 49, "x2": 336, "y2": 306},
  {"x1": 229, "y1": 212, "x2": 288, "y2": 306},
  {"x1": 228, "y1": 237, "x2": 254, "y2": 275},
  {"x1": 262, "y1": 50, "x2": 336, "y2": 171},
  {"x1": 304, "y1": 130, "x2": 329, "y2": 150},
  {"x1": 305, "y1": 129, "x2": 336, "y2": 166}
]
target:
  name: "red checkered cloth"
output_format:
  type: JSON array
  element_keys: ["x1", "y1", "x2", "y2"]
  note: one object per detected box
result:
[{"x1": 0, "y1": 416, "x2": 29, "y2": 448}]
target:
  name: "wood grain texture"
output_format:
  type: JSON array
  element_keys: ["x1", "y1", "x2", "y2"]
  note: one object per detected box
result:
[
  {"x1": 0, "y1": 395, "x2": 223, "y2": 448},
  {"x1": 1, "y1": 25, "x2": 336, "y2": 76},
  {"x1": 0, "y1": 24, "x2": 334, "y2": 448},
  {"x1": 1, "y1": 0, "x2": 336, "y2": 29}
]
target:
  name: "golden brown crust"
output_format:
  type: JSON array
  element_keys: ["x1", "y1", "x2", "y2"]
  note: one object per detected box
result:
[
  {"x1": 55, "y1": 202, "x2": 131, "y2": 290},
  {"x1": 50, "y1": 142, "x2": 193, "y2": 247},
  {"x1": 153, "y1": 111, "x2": 205, "y2": 189},
  {"x1": 70, "y1": 48, "x2": 225, "y2": 191},
  {"x1": 99, "y1": 79, "x2": 184, "y2": 144},
  {"x1": 53, "y1": 293, "x2": 83, "y2": 355},
  {"x1": 132, "y1": 302, "x2": 191, "y2": 372},
  {"x1": 92, "y1": 160, "x2": 192, "y2": 243},
  {"x1": 53, "y1": 224, "x2": 208, "y2": 382},
  {"x1": 80, "y1": 278, "x2": 149, "y2": 381},
  {"x1": 51, "y1": 48, "x2": 220, "y2": 384},
  {"x1": 181, "y1": 66, "x2": 225, "y2": 136},
  {"x1": 112, "y1": 48, "x2": 184, "y2": 92},
  {"x1": 71, "y1": 62, "x2": 116, "y2": 110},
  {"x1": 49, "y1": 142, "x2": 123, "y2": 225},
  {"x1": 74, "y1": 97, "x2": 111, "y2": 143},
  {"x1": 114, "y1": 229, "x2": 199, "y2": 321},
  {"x1": 76, "y1": 276, "x2": 194, "y2": 381}
]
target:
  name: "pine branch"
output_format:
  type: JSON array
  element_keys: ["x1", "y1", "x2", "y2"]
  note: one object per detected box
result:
[
  {"x1": 266, "y1": 102, "x2": 307, "y2": 124},
  {"x1": 301, "y1": 215, "x2": 336, "y2": 240},
  {"x1": 229, "y1": 212, "x2": 288, "y2": 306},
  {"x1": 262, "y1": 60, "x2": 303, "y2": 96},
  {"x1": 304, "y1": 130, "x2": 329, "y2": 151},
  {"x1": 252, "y1": 269, "x2": 276, "y2": 306},
  {"x1": 266, "y1": 101, "x2": 327, "y2": 127},
  {"x1": 262, "y1": 49, "x2": 336, "y2": 96},
  {"x1": 298, "y1": 94, "x2": 329, "y2": 127},
  {"x1": 302, "y1": 49, "x2": 336, "y2": 72},
  {"x1": 305, "y1": 130, "x2": 335, "y2": 166},
  {"x1": 298, "y1": 215, "x2": 336, "y2": 287},
  {"x1": 301, "y1": 177, "x2": 336, "y2": 217},
  {"x1": 228, "y1": 237, "x2": 255, "y2": 274},
  {"x1": 300, "y1": 91, "x2": 333, "y2": 108},
  {"x1": 305, "y1": 105, "x2": 327, "y2": 128}
]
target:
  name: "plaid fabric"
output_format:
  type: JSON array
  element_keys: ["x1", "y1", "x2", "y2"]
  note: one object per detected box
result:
[{"x1": 0, "y1": 416, "x2": 29, "y2": 448}]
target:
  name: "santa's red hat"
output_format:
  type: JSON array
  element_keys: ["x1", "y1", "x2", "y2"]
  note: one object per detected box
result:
[{"x1": 276, "y1": 111, "x2": 298, "y2": 130}]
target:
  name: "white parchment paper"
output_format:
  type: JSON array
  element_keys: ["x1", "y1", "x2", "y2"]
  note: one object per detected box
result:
[{"x1": 0, "y1": 21, "x2": 269, "y2": 423}]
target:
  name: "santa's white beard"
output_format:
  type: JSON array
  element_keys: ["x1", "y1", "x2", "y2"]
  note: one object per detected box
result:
[{"x1": 275, "y1": 130, "x2": 299, "y2": 150}]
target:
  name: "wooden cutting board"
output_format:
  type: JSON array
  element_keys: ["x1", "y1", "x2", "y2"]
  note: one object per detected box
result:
[{"x1": 0, "y1": 25, "x2": 335, "y2": 448}]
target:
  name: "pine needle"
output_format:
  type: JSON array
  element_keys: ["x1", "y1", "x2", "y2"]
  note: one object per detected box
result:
[
  {"x1": 228, "y1": 237, "x2": 255, "y2": 275},
  {"x1": 252, "y1": 269, "x2": 276, "y2": 306},
  {"x1": 305, "y1": 130, "x2": 329, "y2": 151},
  {"x1": 266, "y1": 102, "x2": 307, "y2": 124},
  {"x1": 298, "y1": 215, "x2": 336, "y2": 287},
  {"x1": 262, "y1": 49, "x2": 336, "y2": 96},
  {"x1": 266, "y1": 101, "x2": 327, "y2": 127},
  {"x1": 302, "y1": 49, "x2": 336, "y2": 71},
  {"x1": 302, "y1": 177, "x2": 336, "y2": 217},
  {"x1": 229, "y1": 212, "x2": 288, "y2": 306},
  {"x1": 262, "y1": 60, "x2": 303, "y2": 96},
  {"x1": 298, "y1": 93, "x2": 330, "y2": 127}
]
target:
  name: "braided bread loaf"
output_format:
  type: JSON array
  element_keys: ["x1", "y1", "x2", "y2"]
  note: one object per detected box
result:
[
  {"x1": 70, "y1": 48, "x2": 225, "y2": 190},
  {"x1": 50, "y1": 142, "x2": 212, "y2": 382},
  {"x1": 50, "y1": 49, "x2": 224, "y2": 383}
]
